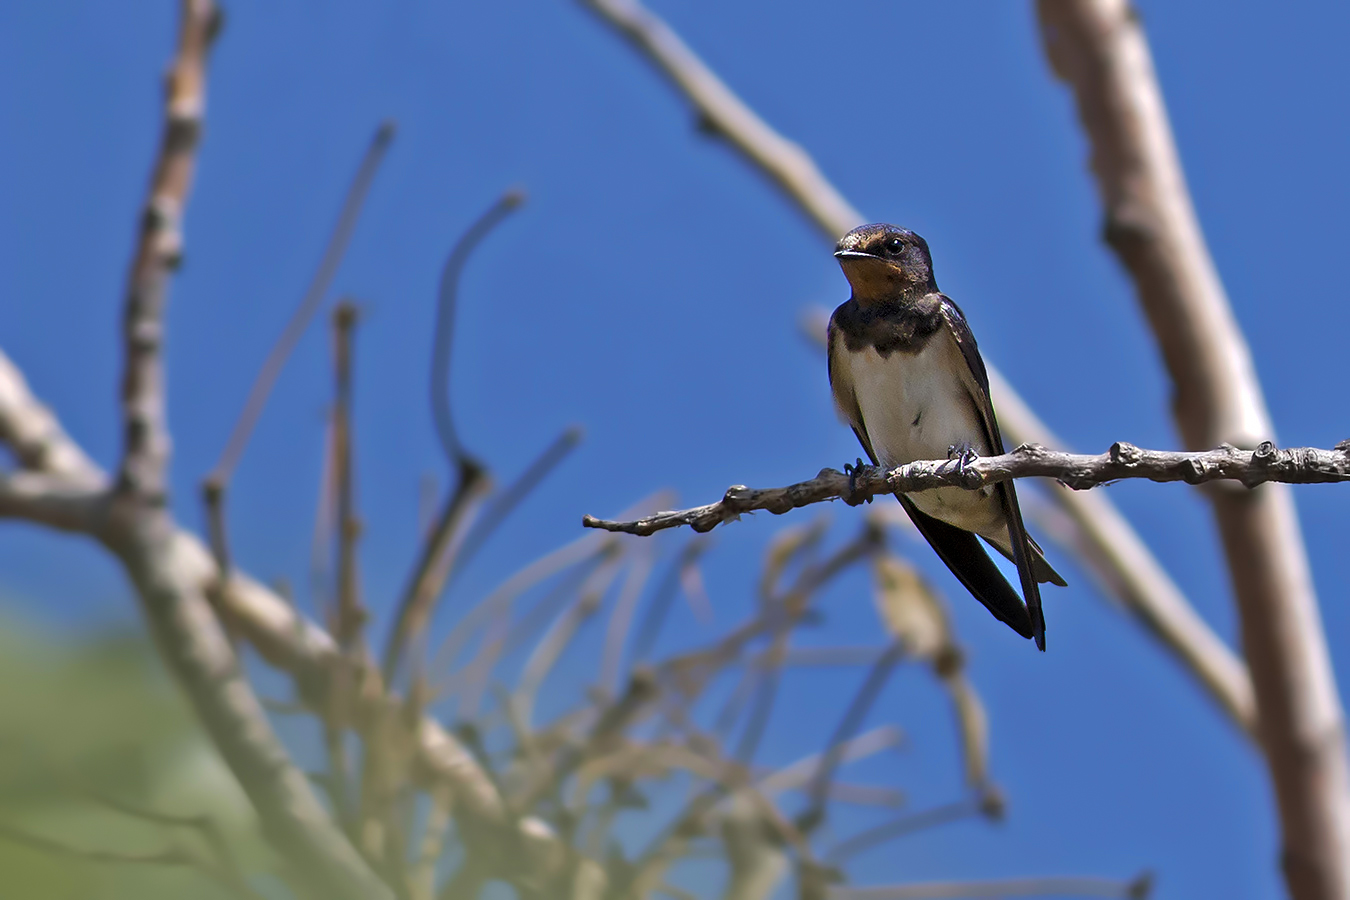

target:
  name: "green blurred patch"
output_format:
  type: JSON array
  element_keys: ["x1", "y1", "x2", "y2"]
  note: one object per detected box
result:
[{"x1": 0, "y1": 615, "x2": 272, "y2": 899}]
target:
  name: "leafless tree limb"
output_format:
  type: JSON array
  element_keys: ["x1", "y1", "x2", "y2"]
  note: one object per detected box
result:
[
  {"x1": 0, "y1": 353, "x2": 101, "y2": 480},
  {"x1": 828, "y1": 872, "x2": 1152, "y2": 900},
  {"x1": 382, "y1": 189, "x2": 525, "y2": 684},
  {"x1": 205, "y1": 121, "x2": 394, "y2": 493},
  {"x1": 581, "y1": 0, "x2": 1258, "y2": 743},
  {"x1": 584, "y1": 441, "x2": 1350, "y2": 537},
  {"x1": 0, "y1": 821, "x2": 267, "y2": 898},
  {"x1": 1038, "y1": 3, "x2": 1350, "y2": 897},
  {"x1": 116, "y1": 0, "x2": 217, "y2": 501},
  {"x1": 78, "y1": 5, "x2": 396, "y2": 897}
]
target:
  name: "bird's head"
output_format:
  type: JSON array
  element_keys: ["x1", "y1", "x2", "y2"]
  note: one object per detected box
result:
[{"x1": 834, "y1": 224, "x2": 936, "y2": 304}]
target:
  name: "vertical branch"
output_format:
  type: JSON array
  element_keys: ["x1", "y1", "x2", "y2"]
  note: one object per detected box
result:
[
  {"x1": 1037, "y1": 4, "x2": 1350, "y2": 898},
  {"x1": 205, "y1": 121, "x2": 395, "y2": 490},
  {"x1": 98, "y1": 6, "x2": 393, "y2": 897},
  {"x1": 117, "y1": 0, "x2": 219, "y2": 499},
  {"x1": 332, "y1": 301, "x2": 367, "y2": 650},
  {"x1": 201, "y1": 121, "x2": 394, "y2": 578}
]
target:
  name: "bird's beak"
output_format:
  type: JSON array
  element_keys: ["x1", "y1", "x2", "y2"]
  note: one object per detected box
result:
[{"x1": 833, "y1": 249, "x2": 879, "y2": 261}]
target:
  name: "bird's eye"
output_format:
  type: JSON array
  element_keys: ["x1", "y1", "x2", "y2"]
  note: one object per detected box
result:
[{"x1": 886, "y1": 237, "x2": 906, "y2": 254}]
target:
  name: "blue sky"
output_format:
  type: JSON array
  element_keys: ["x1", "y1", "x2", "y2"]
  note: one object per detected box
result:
[{"x1": 2, "y1": 2, "x2": 1348, "y2": 897}]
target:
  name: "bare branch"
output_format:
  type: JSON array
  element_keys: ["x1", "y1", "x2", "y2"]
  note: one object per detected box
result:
[
  {"x1": 579, "y1": 0, "x2": 856, "y2": 237},
  {"x1": 206, "y1": 121, "x2": 394, "y2": 490},
  {"x1": 456, "y1": 425, "x2": 584, "y2": 578},
  {"x1": 800, "y1": 642, "x2": 906, "y2": 834},
  {"x1": 826, "y1": 796, "x2": 990, "y2": 865},
  {"x1": 0, "y1": 470, "x2": 103, "y2": 532},
  {"x1": 754, "y1": 725, "x2": 903, "y2": 799},
  {"x1": 83, "y1": 6, "x2": 396, "y2": 896},
  {"x1": 430, "y1": 188, "x2": 524, "y2": 467},
  {"x1": 117, "y1": 0, "x2": 220, "y2": 501},
  {"x1": 0, "y1": 352, "x2": 101, "y2": 480},
  {"x1": 331, "y1": 301, "x2": 367, "y2": 650},
  {"x1": 382, "y1": 189, "x2": 525, "y2": 684},
  {"x1": 1038, "y1": 3, "x2": 1350, "y2": 896},
  {"x1": 585, "y1": 441, "x2": 1350, "y2": 536},
  {"x1": 829, "y1": 872, "x2": 1152, "y2": 900}
]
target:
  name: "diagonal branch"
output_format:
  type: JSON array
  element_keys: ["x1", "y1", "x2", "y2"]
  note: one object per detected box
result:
[
  {"x1": 1038, "y1": 3, "x2": 1350, "y2": 897},
  {"x1": 584, "y1": 441, "x2": 1350, "y2": 536},
  {"x1": 205, "y1": 121, "x2": 394, "y2": 492}
]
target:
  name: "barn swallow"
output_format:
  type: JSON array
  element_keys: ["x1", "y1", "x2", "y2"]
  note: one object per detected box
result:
[{"x1": 827, "y1": 224, "x2": 1065, "y2": 650}]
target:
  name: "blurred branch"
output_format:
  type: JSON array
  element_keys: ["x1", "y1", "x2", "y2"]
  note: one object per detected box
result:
[
  {"x1": 0, "y1": 470, "x2": 103, "y2": 532},
  {"x1": 0, "y1": 823, "x2": 260, "y2": 896},
  {"x1": 755, "y1": 725, "x2": 903, "y2": 800},
  {"x1": 89, "y1": 5, "x2": 396, "y2": 898},
  {"x1": 982, "y1": 366, "x2": 1256, "y2": 735},
  {"x1": 205, "y1": 121, "x2": 394, "y2": 492},
  {"x1": 332, "y1": 302, "x2": 368, "y2": 650},
  {"x1": 584, "y1": 441, "x2": 1350, "y2": 536},
  {"x1": 0, "y1": 352, "x2": 101, "y2": 480},
  {"x1": 382, "y1": 189, "x2": 526, "y2": 685},
  {"x1": 825, "y1": 796, "x2": 992, "y2": 865},
  {"x1": 799, "y1": 642, "x2": 906, "y2": 834},
  {"x1": 578, "y1": 0, "x2": 856, "y2": 237},
  {"x1": 201, "y1": 121, "x2": 393, "y2": 579},
  {"x1": 115, "y1": 0, "x2": 218, "y2": 501},
  {"x1": 829, "y1": 872, "x2": 1152, "y2": 899},
  {"x1": 1038, "y1": 2, "x2": 1350, "y2": 896},
  {"x1": 456, "y1": 425, "x2": 584, "y2": 579}
]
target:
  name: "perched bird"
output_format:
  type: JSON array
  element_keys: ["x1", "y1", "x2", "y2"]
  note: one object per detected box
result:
[{"x1": 827, "y1": 223, "x2": 1065, "y2": 650}]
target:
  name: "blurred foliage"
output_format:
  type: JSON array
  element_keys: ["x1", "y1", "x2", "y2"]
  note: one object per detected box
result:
[{"x1": 0, "y1": 614, "x2": 270, "y2": 899}]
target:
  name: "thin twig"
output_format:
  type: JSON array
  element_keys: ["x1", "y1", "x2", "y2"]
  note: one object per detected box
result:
[
  {"x1": 430, "y1": 188, "x2": 525, "y2": 466},
  {"x1": 584, "y1": 441, "x2": 1350, "y2": 536},
  {"x1": 331, "y1": 302, "x2": 367, "y2": 650},
  {"x1": 454, "y1": 543, "x2": 616, "y2": 720},
  {"x1": 99, "y1": 6, "x2": 394, "y2": 897},
  {"x1": 205, "y1": 121, "x2": 394, "y2": 490},
  {"x1": 629, "y1": 538, "x2": 711, "y2": 663},
  {"x1": 381, "y1": 189, "x2": 526, "y2": 684},
  {"x1": 829, "y1": 872, "x2": 1152, "y2": 900},
  {"x1": 454, "y1": 425, "x2": 584, "y2": 580},
  {"x1": 514, "y1": 551, "x2": 627, "y2": 728},
  {"x1": 578, "y1": 0, "x2": 856, "y2": 237},
  {"x1": 600, "y1": 537, "x2": 659, "y2": 695},
  {"x1": 800, "y1": 642, "x2": 906, "y2": 834},
  {"x1": 754, "y1": 725, "x2": 903, "y2": 798},
  {"x1": 826, "y1": 797, "x2": 987, "y2": 864}
]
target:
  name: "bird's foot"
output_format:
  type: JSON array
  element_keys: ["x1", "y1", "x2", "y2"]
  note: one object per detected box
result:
[
  {"x1": 842, "y1": 457, "x2": 873, "y2": 506},
  {"x1": 946, "y1": 441, "x2": 978, "y2": 478}
]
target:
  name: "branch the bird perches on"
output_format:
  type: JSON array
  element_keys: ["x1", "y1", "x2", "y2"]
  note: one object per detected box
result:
[{"x1": 584, "y1": 441, "x2": 1350, "y2": 536}]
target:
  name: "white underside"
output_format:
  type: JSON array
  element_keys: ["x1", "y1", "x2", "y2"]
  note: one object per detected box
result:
[{"x1": 848, "y1": 337, "x2": 1012, "y2": 551}]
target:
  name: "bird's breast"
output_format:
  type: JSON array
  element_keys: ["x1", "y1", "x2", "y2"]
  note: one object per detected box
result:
[{"x1": 849, "y1": 337, "x2": 1000, "y2": 532}]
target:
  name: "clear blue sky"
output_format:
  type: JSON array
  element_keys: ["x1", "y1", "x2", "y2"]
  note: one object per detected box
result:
[{"x1": 2, "y1": 3, "x2": 1348, "y2": 898}]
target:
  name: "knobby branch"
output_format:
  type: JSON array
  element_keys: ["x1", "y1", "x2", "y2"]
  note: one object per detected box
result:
[{"x1": 583, "y1": 441, "x2": 1350, "y2": 537}]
